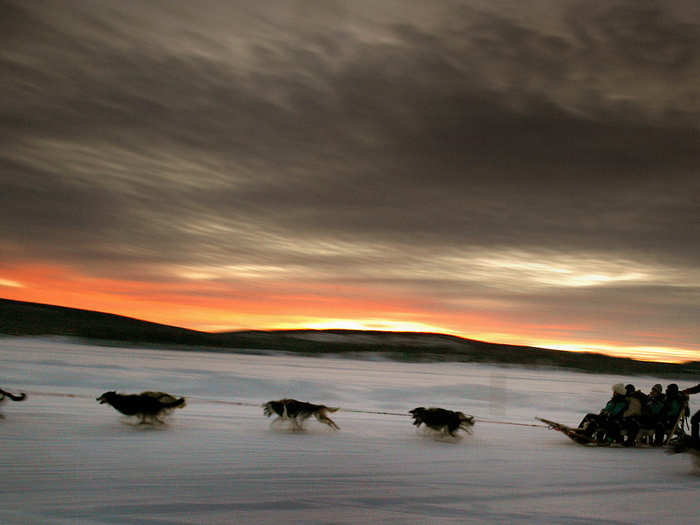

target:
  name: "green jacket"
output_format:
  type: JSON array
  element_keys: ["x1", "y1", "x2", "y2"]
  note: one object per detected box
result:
[
  {"x1": 644, "y1": 395, "x2": 665, "y2": 416},
  {"x1": 601, "y1": 394, "x2": 628, "y2": 418},
  {"x1": 663, "y1": 395, "x2": 684, "y2": 421}
]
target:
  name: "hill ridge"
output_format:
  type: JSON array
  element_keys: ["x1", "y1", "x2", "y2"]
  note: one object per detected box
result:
[{"x1": 1, "y1": 297, "x2": 697, "y2": 377}]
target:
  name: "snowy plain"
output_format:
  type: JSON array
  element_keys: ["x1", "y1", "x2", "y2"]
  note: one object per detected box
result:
[{"x1": 1, "y1": 337, "x2": 699, "y2": 525}]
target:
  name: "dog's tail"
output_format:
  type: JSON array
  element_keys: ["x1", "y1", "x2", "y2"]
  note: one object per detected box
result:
[
  {"x1": 0, "y1": 389, "x2": 27, "y2": 402},
  {"x1": 165, "y1": 397, "x2": 186, "y2": 409},
  {"x1": 324, "y1": 406, "x2": 340, "y2": 413}
]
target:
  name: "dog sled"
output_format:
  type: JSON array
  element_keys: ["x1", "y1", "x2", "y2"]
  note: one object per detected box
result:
[
  {"x1": 537, "y1": 403, "x2": 689, "y2": 448},
  {"x1": 536, "y1": 417, "x2": 601, "y2": 445}
]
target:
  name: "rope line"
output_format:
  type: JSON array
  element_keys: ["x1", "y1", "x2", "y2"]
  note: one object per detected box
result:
[{"x1": 23, "y1": 390, "x2": 548, "y2": 428}]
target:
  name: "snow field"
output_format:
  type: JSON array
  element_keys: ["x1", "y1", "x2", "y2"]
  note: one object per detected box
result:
[{"x1": 1, "y1": 338, "x2": 699, "y2": 524}]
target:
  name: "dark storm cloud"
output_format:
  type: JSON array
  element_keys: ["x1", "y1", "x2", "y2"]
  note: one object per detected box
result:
[{"x1": 1, "y1": 0, "x2": 698, "y2": 347}]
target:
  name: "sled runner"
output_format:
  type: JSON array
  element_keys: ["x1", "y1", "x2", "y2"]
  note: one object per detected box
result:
[{"x1": 536, "y1": 417, "x2": 604, "y2": 445}]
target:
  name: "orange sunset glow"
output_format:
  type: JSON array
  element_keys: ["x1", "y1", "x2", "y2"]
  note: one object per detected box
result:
[
  {"x1": 2, "y1": 1, "x2": 699, "y2": 365},
  {"x1": 2, "y1": 261, "x2": 697, "y2": 364}
]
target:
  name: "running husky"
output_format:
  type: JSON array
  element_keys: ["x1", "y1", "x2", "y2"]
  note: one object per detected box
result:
[
  {"x1": 263, "y1": 398, "x2": 340, "y2": 430},
  {"x1": 410, "y1": 407, "x2": 475, "y2": 437},
  {"x1": 97, "y1": 391, "x2": 186, "y2": 424}
]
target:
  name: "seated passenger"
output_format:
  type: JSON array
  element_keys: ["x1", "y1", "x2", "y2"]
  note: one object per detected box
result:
[
  {"x1": 620, "y1": 384, "x2": 647, "y2": 447},
  {"x1": 623, "y1": 384, "x2": 646, "y2": 417},
  {"x1": 578, "y1": 383, "x2": 629, "y2": 443},
  {"x1": 659, "y1": 383, "x2": 687, "y2": 443},
  {"x1": 640, "y1": 384, "x2": 665, "y2": 446}
]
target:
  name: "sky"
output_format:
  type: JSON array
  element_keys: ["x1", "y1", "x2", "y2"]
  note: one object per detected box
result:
[{"x1": 1, "y1": 0, "x2": 699, "y2": 363}]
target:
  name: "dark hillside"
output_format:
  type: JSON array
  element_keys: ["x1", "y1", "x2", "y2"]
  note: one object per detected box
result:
[
  {"x1": 0, "y1": 298, "x2": 215, "y2": 346},
  {"x1": 1, "y1": 298, "x2": 697, "y2": 377}
]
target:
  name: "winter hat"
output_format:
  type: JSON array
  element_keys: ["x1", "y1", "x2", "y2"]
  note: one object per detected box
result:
[
  {"x1": 652, "y1": 384, "x2": 662, "y2": 393},
  {"x1": 625, "y1": 384, "x2": 635, "y2": 394},
  {"x1": 612, "y1": 383, "x2": 626, "y2": 395}
]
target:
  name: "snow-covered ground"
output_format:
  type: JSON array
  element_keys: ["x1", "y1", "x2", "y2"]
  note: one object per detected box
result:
[{"x1": 1, "y1": 337, "x2": 698, "y2": 524}]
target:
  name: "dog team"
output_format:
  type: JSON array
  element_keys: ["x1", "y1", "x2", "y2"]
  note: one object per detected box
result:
[
  {"x1": 1, "y1": 386, "x2": 474, "y2": 437},
  {"x1": 4, "y1": 382, "x2": 700, "y2": 447}
]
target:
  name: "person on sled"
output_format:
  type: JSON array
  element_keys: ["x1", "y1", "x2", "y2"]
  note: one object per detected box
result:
[
  {"x1": 623, "y1": 384, "x2": 646, "y2": 413},
  {"x1": 619, "y1": 384, "x2": 647, "y2": 447},
  {"x1": 640, "y1": 384, "x2": 666, "y2": 446},
  {"x1": 681, "y1": 383, "x2": 700, "y2": 448},
  {"x1": 578, "y1": 383, "x2": 629, "y2": 443},
  {"x1": 658, "y1": 384, "x2": 687, "y2": 444}
]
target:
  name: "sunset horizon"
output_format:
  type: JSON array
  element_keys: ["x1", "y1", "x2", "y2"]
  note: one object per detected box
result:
[
  {"x1": 2, "y1": 1, "x2": 698, "y2": 367},
  {"x1": 2, "y1": 262, "x2": 696, "y2": 365}
]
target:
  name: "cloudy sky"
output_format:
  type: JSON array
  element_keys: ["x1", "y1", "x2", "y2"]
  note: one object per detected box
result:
[{"x1": 1, "y1": 0, "x2": 699, "y2": 362}]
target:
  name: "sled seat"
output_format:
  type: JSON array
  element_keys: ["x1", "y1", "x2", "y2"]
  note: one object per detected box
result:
[{"x1": 631, "y1": 400, "x2": 689, "y2": 447}]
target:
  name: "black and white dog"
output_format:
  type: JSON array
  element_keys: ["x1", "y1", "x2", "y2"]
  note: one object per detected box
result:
[
  {"x1": 409, "y1": 407, "x2": 475, "y2": 437},
  {"x1": 263, "y1": 398, "x2": 340, "y2": 430}
]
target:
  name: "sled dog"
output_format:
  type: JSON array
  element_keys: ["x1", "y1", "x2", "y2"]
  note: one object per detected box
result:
[
  {"x1": 97, "y1": 391, "x2": 186, "y2": 424},
  {"x1": 263, "y1": 398, "x2": 340, "y2": 430},
  {"x1": 409, "y1": 407, "x2": 475, "y2": 437}
]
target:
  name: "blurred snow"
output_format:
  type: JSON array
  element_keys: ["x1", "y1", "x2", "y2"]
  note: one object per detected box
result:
[{"x1": 1, "y1": 337, "x2": 699, "y2": 524}]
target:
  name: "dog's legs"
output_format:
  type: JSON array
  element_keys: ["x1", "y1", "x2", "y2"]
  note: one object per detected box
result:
[
  {"x1": 440, "y1": 425, "x2": 459, "y2": 438},
  {"x1": 315, "y1": 412, "x2": 340, "y2": 430}
]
